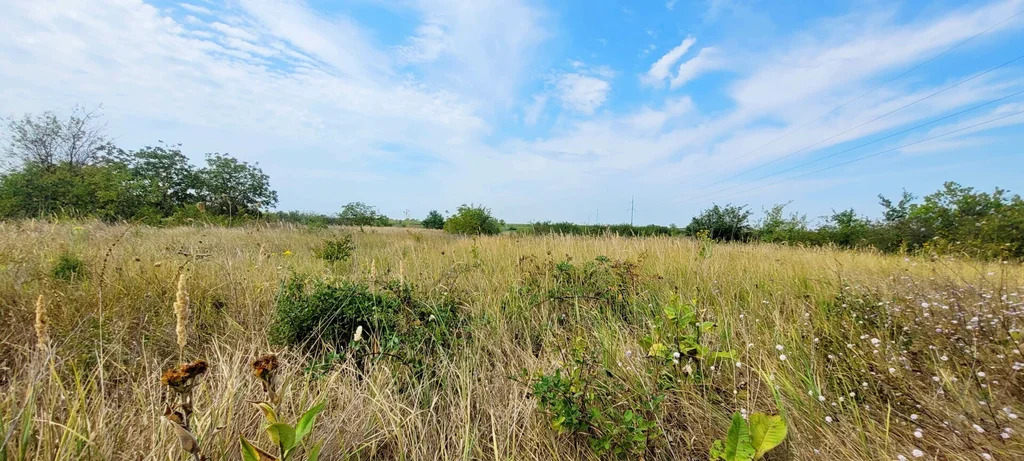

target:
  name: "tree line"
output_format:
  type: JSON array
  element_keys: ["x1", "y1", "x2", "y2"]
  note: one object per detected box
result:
[
  {"x1": 1, "y1": 107, "x2": 276, "y2": 224},
  {"x1": 528, "y1": 183, "x2": 1024, "y2": 260},
  {"x1": 3, "y1": 107, "x2": 1021, "y2": 259}
]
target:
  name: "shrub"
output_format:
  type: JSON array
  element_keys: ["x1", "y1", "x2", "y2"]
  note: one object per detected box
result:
[
  {"x1": 443, "y1": 204, "x2": 500, "y2": 235},
  {"x1": 422, "y1": 210, "x2": 445, "y2": 229},
  {"x1": 269, "y1": 276, "x2": 469, "y2": 362},
  {"x1": 526, "y1": 337, "x2": 663, "y2": 457},
  {"x1": 315, "y1": 235, "x2": 354, "y2": 262},
  {"x1": 269, "y1": 276, "x2": 401, "y2": 350},
  {"x1": 52, "y1": 252, "x2": 87, "y2": 281}
]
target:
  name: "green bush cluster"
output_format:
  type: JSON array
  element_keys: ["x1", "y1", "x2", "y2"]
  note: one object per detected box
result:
[
  {"x1": 269, "y1": 276, "x2": 468, "y2": 363},
  {"x1": 443, "y1": 204, "x2": 502, "y2": 235},
  {"x1": 314, "y1": 235, "x2": 354, "y2": 262},
  {"x1": 51, "y1": 252, "x2": 86, "y2": 282}
]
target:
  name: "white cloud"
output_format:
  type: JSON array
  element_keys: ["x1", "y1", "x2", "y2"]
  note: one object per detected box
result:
[
  {"x1": 1, "y1": 0, "x2": 1021, "y2": 223},
  {"x1": 644, "y1": 36, "x2": 696, "y2": 85},
  {"x1": 669, "y1": 47, "x2": 722, "y2": 88},
  {"x1": 210, "y1": 22, "x2": 259, "y2": 42},
  {"x1": 401, "y1": 0, "x2": 550, "y2": 106},
  {"x1": 555, "y1": 73, "x2": 610, "y2": 114},
  {"x1": 179, "y1": 3, "x2": 213, "y2": 16},
  {"x1": 666, "y1": 0, "x2": 678, "y2": 11}
]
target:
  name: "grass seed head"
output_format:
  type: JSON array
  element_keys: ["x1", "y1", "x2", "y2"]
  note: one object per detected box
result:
[
  {"x1": 34, "y1": 294, "x2": 48, "y2": 351},
  {"x1": 173, "y1": 273, "x2": 190, "y2": 355}
]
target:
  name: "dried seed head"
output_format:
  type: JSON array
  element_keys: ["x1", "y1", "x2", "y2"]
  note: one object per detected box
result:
[
  {"x1": 173, "y1": 273, "x2": 189, "y2": 355},
  {"x1": 34, "y1": 294, "x2": 48, "y2": 351},
  {"x1": 251, "y1": 354, "x2": 279, "y2": 384},
  {"x1": 161, "y1": 360, "x2": 208, "y2": 393}
]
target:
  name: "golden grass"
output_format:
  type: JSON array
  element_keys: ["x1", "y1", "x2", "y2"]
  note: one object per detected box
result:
[{"x1": 0, "y1": 220, "x2": 1021, "y2": 460}]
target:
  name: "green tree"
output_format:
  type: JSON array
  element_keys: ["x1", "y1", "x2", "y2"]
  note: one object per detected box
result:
[
  {"x1": 196, "y1": 153, "x2": 277, "y2": 218},
  {"x1": 443, "y1": 204, "x2": 500, "y2": 235},
  {"x1": 422, "y1": 210, "x2": 445, "y2": 229},
  {"x1": 685, "y1": 204, "x2": 753, "y2": 241},
  {"x1": 338, "y1": 201, "x2": 389, "y2": 227},
  {"x1": 103, "y1": 143, "x2": 199, "y2": 217},
  {"x1": 0, "y1": 162, "x2": 143, "y2": 220}
]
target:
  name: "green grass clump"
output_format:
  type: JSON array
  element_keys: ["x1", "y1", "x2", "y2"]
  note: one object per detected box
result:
[{"x1": 51, "y1": 252, "x2": 87, "y2": 281}]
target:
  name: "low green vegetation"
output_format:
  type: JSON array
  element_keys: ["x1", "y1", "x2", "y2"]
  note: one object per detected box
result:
[
  {"x1": 314, "y1": 235, "x2": 354, "y2": 262},
  {"x1": 51, "y1": 252, "x2": 86, "y2": 282},
  {"x1": 443, "y1": 204, "x2": 502, "y2": 235}
]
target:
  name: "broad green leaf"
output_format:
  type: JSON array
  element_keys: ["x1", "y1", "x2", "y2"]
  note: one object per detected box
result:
[
  {"x1": 240, "y1": 435, "x2": 278, "y2": 461},
  {"x1": 294, "y1": 401, "x2": 326, "y2": 445},
  {"x1": 724, "y1": 412, "x2": 755, "y2": 461},
  {"x1": 306, "y1": 442, "x2": 322, "y2": 461},
  {"x1": 250, "y1": 401, "x2": 278, "y2": 424},
  {"x1": 749, "y1": 412, "x2": 787, "y2": 459},
  {"x1": 267, "y1": 423, "x2": 297, "y2": 452}
]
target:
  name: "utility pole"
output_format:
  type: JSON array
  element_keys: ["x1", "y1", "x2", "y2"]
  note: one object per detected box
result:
[{"x1": 628, "y1": 196, "x2": 635, "y2": 226}]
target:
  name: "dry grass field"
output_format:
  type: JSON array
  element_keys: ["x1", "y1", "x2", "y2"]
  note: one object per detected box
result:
[{"x1": 1, "y1": 221, "x2": 1022, "y2": 460}]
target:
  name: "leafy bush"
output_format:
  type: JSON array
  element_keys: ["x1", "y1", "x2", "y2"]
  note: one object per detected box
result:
[
  {"x1": 269, "y1": 276, "x2": 401, "y2": 350},
  {"x1": 526, "y1": 337, "x2": 663, "y2": 457},
  {"x1": 641, "y1": 296, "x2": 736, "y2": 385},
  {"x1": 314, "y1": 235, "x2": 354, "y2": 262},
  {"x1": 422, "y1": 210, "x2": 445, "y2": 229},
  {"x1": 52, "y1": 252, "x2": 87, "y2": 281},
  {"x1": 269, "y1": 276, "x2": 469, "y2": 362},
  {"x1": 443, "y1": 204, "x2": 501, "y2": 235}
]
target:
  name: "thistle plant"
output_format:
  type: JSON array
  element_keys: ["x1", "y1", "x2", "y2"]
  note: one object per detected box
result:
[{"x1": 240, "y1": 353, "x2": 326, "y2": 461}]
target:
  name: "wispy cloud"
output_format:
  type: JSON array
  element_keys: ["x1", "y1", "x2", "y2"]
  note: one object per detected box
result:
[
  {"x1": 555, "y1": 73, "x2": 611, "y2": 114},
  {"x1": 644, "y1": 36, "x2": 696, "y2": 85},
  {"x1": 0, "y1": 0, "x2": 1021, "y2": 222}
]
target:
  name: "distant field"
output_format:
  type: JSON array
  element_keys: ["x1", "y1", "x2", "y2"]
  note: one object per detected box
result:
[{"x1": 1, "y1": 221, "x2": 1022, "y2": 460}]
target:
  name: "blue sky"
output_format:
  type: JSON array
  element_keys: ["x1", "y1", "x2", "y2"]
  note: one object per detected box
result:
[{"x1": 1, "y1": 0, "x2": 1023, "y2": 225}]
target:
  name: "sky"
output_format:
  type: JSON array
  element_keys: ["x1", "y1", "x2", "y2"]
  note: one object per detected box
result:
[{"x1": 1, "y1": 0, "x2": 1023, "y2": 225}]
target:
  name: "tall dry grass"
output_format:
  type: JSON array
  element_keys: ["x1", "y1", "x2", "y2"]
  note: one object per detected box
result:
[{"x1": 0, "y1": 220, "x2": 1021, "y2": 460}]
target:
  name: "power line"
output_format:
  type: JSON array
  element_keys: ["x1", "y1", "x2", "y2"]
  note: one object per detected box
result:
[
  {"x1": 694, "y1": 8, "x2": 1024, "y2": 191},
  {"x1": 706, "y1": 108, "x2": 1024, "y2": 201},
  {"x1": 682, "y1": 86, "x2": 1024, "y2": 204}
]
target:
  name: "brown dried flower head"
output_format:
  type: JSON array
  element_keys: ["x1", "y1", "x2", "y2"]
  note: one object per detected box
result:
[
  {"x1": 251, "y1": 354, "x2": 279, "y2": 384},
  {"x1": 161, "y1": 360, "x2": 208, "y2": 393}
]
